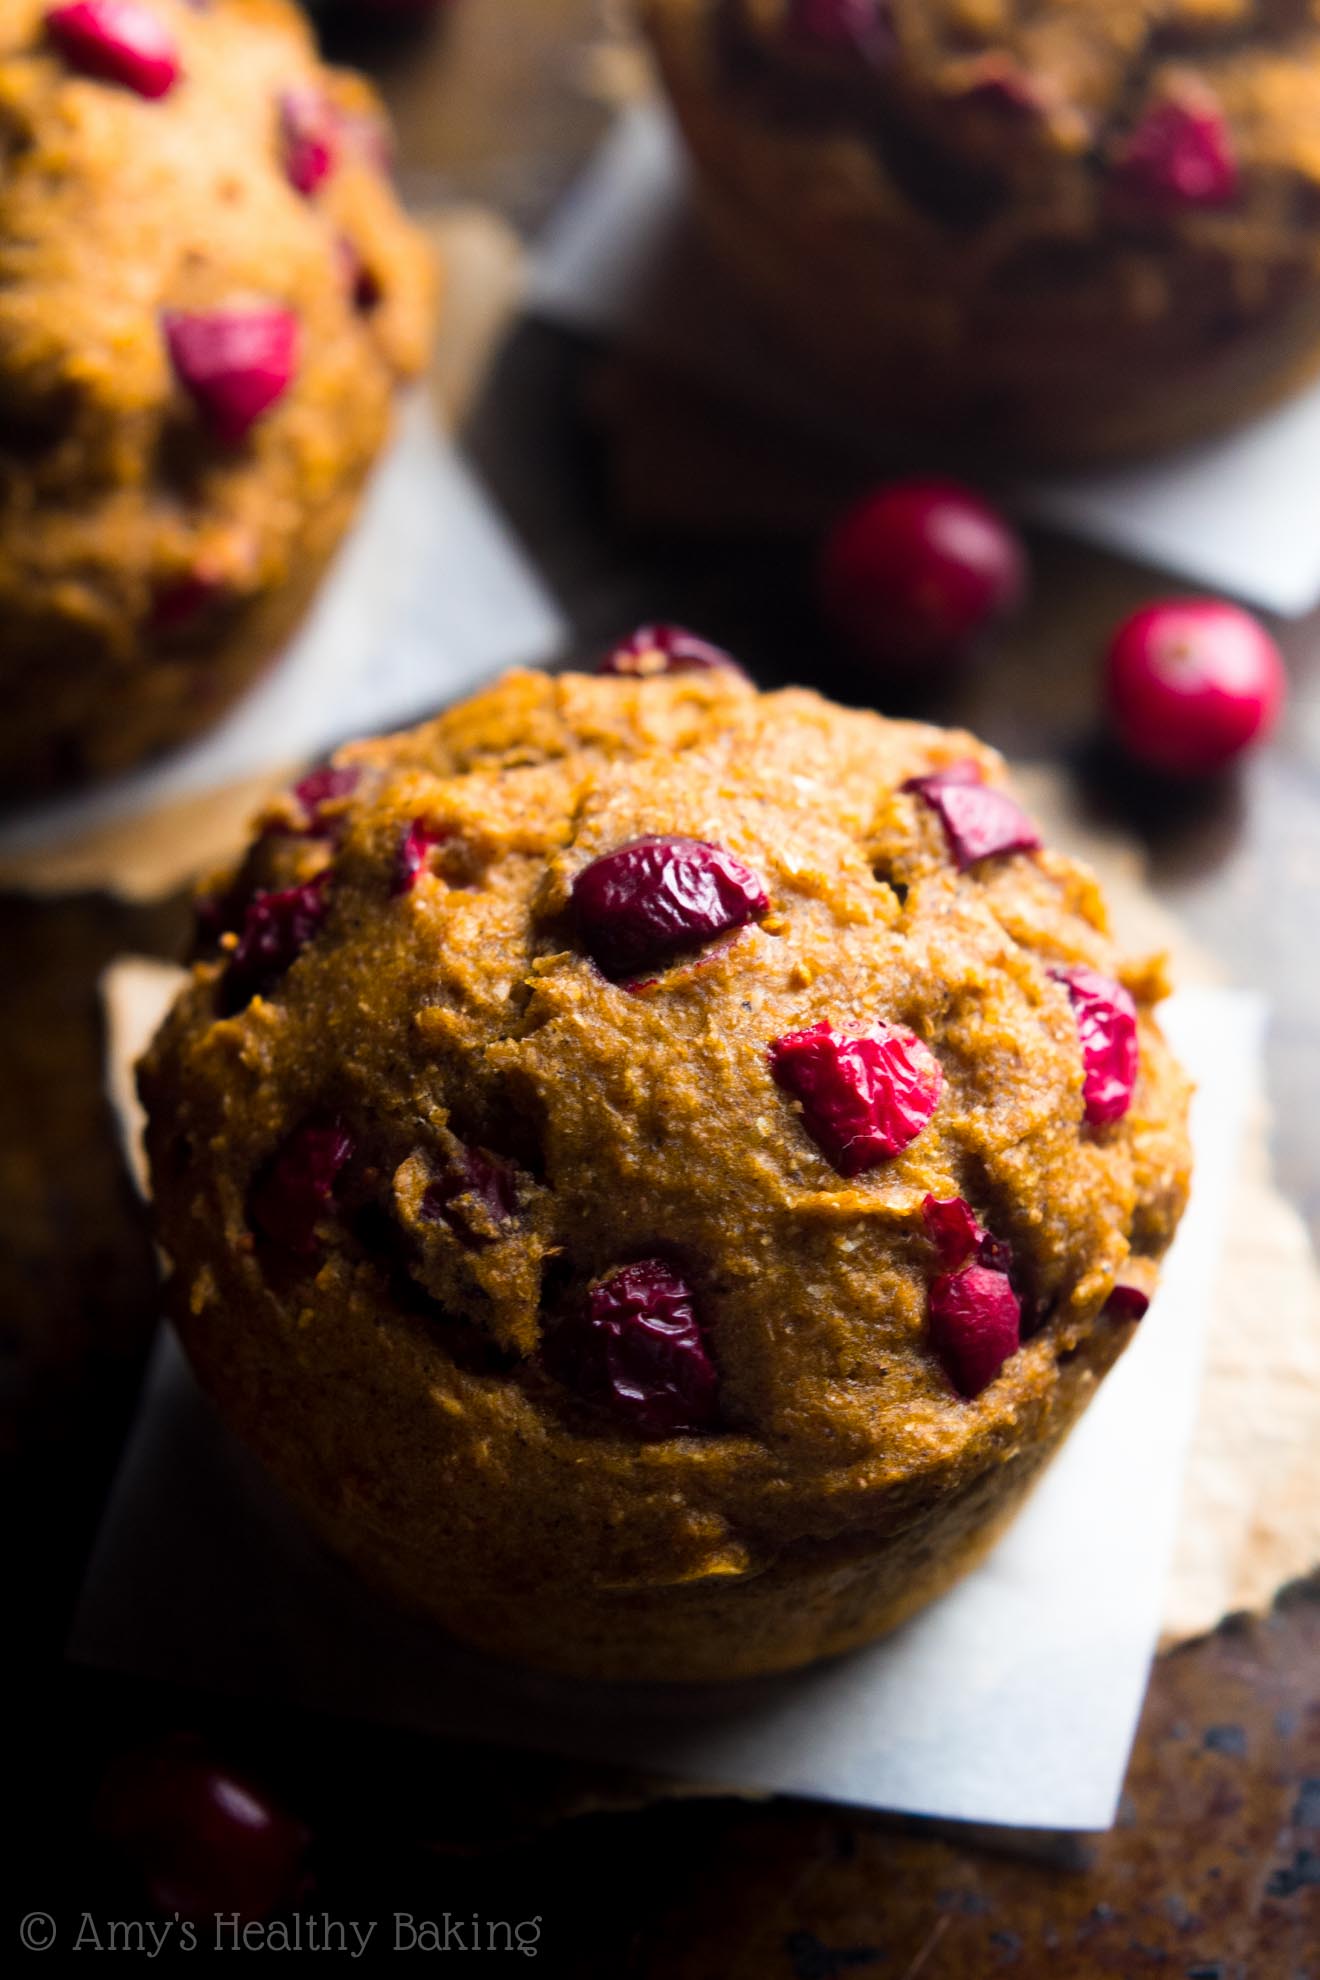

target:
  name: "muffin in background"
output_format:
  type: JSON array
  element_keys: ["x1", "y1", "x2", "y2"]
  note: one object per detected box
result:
[
  {"x1": 643, "y1": 0, "x2": 1320, "y2": 464},
  {"x1": 139, "y1": 660, "x2": 1192, "y2": 1683},
  {"x1": 0, "y1": 0, "x2": 436, "y2": 796}
]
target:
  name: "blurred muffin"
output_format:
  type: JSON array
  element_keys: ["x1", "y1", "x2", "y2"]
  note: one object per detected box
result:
[
  {"x1": 0, "y1": 0, "x2": 435, "y2": 795},
  {"x1": 643, "y1": 0, "x2": 1320, "y2": 463},
  {"x1": 139, "y1": 658, "x2": 1191, "y2": 1682}
]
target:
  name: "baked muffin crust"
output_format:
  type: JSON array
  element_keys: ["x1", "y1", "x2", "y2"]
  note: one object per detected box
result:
[
  {"x1": 0, "y1": 0, "x2": 435, "y2": 792},
  {"x1": 140, "y1": 667, "x2": 1192, "y2": 1680}
]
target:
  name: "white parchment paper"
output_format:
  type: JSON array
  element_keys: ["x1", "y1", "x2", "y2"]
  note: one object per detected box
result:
[
  {"x1": 70, "y1": 984, "x2": 1259, "y2": 1832},
  {"x1": 528, "y1": 103, "x2": 1320, "y2": 617},
  {"x1": 0, "y1": 398, "x2": 565, "y2": 863}
]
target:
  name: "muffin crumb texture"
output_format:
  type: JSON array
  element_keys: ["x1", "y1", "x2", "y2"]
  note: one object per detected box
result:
[
  {"x1": 644, "y1": 0, "x2": 1320, "y2": 461},
  {"x1": 141, "y1": 667, "x2": 1192, "y2": 1680},
  {"x1": 0, "y1": 0, "x2": 435, "y2": 793}
]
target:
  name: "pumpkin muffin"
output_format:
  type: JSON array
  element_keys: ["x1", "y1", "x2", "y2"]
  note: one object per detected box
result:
[
  {"x1": 139, "y1": 652, "x2": 1192, "y2": 1682},
  {"x1": 643, "y1": 0, "x2": 1320, "y2": 463},
  {"x1": 0, "y1": 0, "x2": 435, "y2": 796}
]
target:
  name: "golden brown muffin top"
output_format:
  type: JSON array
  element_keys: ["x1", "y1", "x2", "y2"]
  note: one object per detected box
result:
[{"x1": 140, "y1": 667, "x2": 1191, "y2": 1563}]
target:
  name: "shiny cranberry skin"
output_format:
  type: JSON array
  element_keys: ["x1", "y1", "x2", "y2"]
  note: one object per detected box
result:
[
  {"x1": 929, "y1": 1264, "x2": 1021, "y2": 1398},
  {"x1": 597, "y1": 624, "x2": 749, "y2": 682},
  {"x1": 279, "y1": 86, "x2": 338, "y2": 196},
  {"x1": 163, "y1": 305, "x2": 300, "y2": 445},
  {"x1": 1115, "y1": 96, "x2": 1238, "y2": 207},
  {"x1": 1053, "y1": 966, "x2": 1139, "y2": 1128},
  {"x1": 421, "y1": 1145, "x2": 516, "y2": 1245},
  {"x1": 922, "y1": 1193, "x2": 983, "y2": 1270},
  {"x1": 46, "y1": 0, "x2": 180, "y2": 98},
  {"x1": 545, "y1": 1260, "x2": 719, "y2": 1437},
  {"x1": 1106, "y1": 1282, "x2": 1151, "y2": 1322},
  {"x1": 393, "y1": 817, "x2": 447, "y2": 894},
  {"x1": 904, "y1": 760, "x2": 1042, "y2": 870},
  {"x1": 220, "y1": 871, "x2": 329, "y2": 1012},
  {"x1": 96, "y1": 1734, "x2": 309, "y2": 1922},
  {"x1": 1104, "y1": 599, "x2": 1284, "y2": 776},
  {"x1": 819, "y1": 479, "x2": 1025, "y2": 677},
  {"x1": 250, "y1": 1117, "x2": 353, "y2": 1256},
  {"x1": 770, "y1": 1020, "x2": 941, "y2": 1175},
  {"x1": 784, "y1": 0, "x2": 892, "y2": 65},
  {"x1": 572, "y1": 835, "x2": 769, "y2": 979}
]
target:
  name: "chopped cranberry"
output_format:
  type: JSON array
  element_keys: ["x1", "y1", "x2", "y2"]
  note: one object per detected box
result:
[
  {"x1": 163, "y1": 306, "x2": 300, "y2": 445},
  {"x1": 1053, "y1": 966, "x2": 1139, "y2": 1128},
  {"x1": 904, "y1": 761, "x2": 1042, "y2": 870},
  {"x1": 250, "y1": 1117, "x2": 354, "y2": 1256},
  {"x1": 929, "y1": 1264, "x2": 1021, "y2": 1398},
  {"x1": 1105, "y1": 1282, "x2": 1151, "y2": 1322},
  {"x1": 220, "y1": 871, "x2": 329, "y2": 1012},
  {"x1": 392, "y1": 817, "x2": 447, "y2": 895},
  {"x1": 292, "y1": 762, "x2": 359, "y2": 831},
  {"x1": 819, "y1": 479, "x2": 1025, "y2": 677},
  {"x1": 46, "y1": 0, "x2": 180, "y2": 99},
  {"x1": 337, "y1": 236, "x2": 383, "y2": 313},
  {"x1": 279, "y1": 86, "x2": 338, "y2": 196},
  {"x1": 597, "y1": 624, "x2": 749, "y2": 682},
  {"x1": 420, "y1": 1145, "x2": 516, "y2": 1245},
  {"x1": 96, "y1": 1734, "x2": 309, "y2": 1923},
  {"x1": 1104, "y1": 598, "x2": 1285, "y2": 777},
  {"x1": 149, "y1": 567, "x2": 223, "y2": 633},
  {"x1": 1115, "y1": 95, "x2": 1239, "y2": 207},
  {"x1": 572, "y1": 835, "x2": 769, "y2": 979},
  {"x1": 784, "y1": 0, "x2": 893, "y2": 66},
  {"x1": 770, "y1": 1020, "x2": 941, "y2": 1175},
  {"x1": 545, "y1": 1260, "x2": 719, "y2": 1438},
  {"x1": 922, "y1": 1192, "x2": 983, "y2": 1270}
]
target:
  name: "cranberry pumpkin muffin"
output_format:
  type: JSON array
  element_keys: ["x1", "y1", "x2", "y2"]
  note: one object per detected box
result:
[
  {"x1": 0, "y1": 0, "x2": 435, "y2": 795},
  {"x1": 139, "y1": 648, "x2": 1192, "y2": 1682},
  {"x1": 644, "y1": 0, "x2": 1320, "y2": 463}
]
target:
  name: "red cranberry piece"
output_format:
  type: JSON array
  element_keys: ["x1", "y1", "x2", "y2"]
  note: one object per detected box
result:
[
  {"x1": 279, "y1": 86, "x2": 338, "y2": 196},
  {"x1": 97, "y1": 1734, "x2": 309, "y2": 1923},
  {"x1": 1105, "y1": 1282, "x2": 1151, "y2": 1322},
  {"x1": 292, "y1": 762, "x2": 359, "y2": 830},
  {"x1": 904, "y1": 761, "x2": 1042, "y2": 870},
  {"x1": 220, "y1": 870, "x2": 329, "y2": 1012},
  {"x1": 545, "y1": 1260, "x2": 719, "y2": 1438},
  {"x1": 421, "y1": 1145, "x2": 516, "y2": 1244},
  {"x1": 572, "y1": 835, "x2": 769, "y2": 980},
  {"x1": 163, "y1": 306, "x2": 300, "y2": 445},
  {"x1": 929, "y1": 1264, "x2": 1021, "y2": 1398},
  {"x1": 1115, "y1": 95, "x2": 1238, "y2": 207},
  {"x1": 819, "y1": 479, "x2": 1025, "y2": 677},
  {"x1": 770, "y1": 1020, "x2": 941, "y2": 1176},
  {"x1": 956, "y1": 57, "x2": 1044, "y2": 117},
  {"x1": 922, "y1": 1192, "x2": 983, "y2": 1270},
  {"x1": 1104, "y1": 599, "x2": 1285, "y2": 777},
  {"x1": 784, "y1": 0, "x2": 893, "y2": 65},
  {"x1": 392, "y1": 817, "x2": 447, "y2": 895},
  {"x1": 1052, "y1": 966, "x2": 1139, "y2": 1128},
  {"x1": 250, "y1": 1117, "x2": 354, "y2": 1256},
  {"x1": 149, "y1": 566, "x2": 223, "y2": 633},
  {"x1": 597, "y1": 624, "x2": 749, "y2": 682},
  {"x1": 337, "y1": 236, "x2": 383, "y2": 313},
  {"x1": 46, "y1": 0, "x2": 180, "y2": 99}
]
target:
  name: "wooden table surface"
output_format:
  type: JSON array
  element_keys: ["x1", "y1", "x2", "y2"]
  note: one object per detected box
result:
[{"x1": 4, "y1": 4, "x2": 1318, "y2": 1970}]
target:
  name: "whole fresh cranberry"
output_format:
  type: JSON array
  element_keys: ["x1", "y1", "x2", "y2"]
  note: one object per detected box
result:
[
  {"x1": 545, "y1": 1260, "x2": 720, "y2": 1437},
  {"x1": 250, "y1": 1117, "x2": 354, "y2": 1256},
  {"x1": 928, "y1": 1264, "x2": 1021, "y2": 1398},
  {"x1": 1052, "y1": 966, "x2": 1139, "y2": 1127},
  {"x1": 220, "y1": 871, "x2": 330, "y2": 1012},
  {"x1": 819, "y1": 479, "x2": 1025, "y2": 677},
  {"x1": 163, "y1": 305, "x2": 300, "y2": 445},
  {"x1": 903, "y1": 760, "x2": 1042, "y2": 870},
  {"x1": 770, "y1": 1020, "x2": 942, "y2": 1175},
  {"x1": 1115, "y1": 95, "x2": 1238, "y2": 207},
  {"x1": 46, "y1": 0, "x2": 180, "y2": 98},
  {"x1": 597, "y1": 624, "x2": 748, "y2": 682},
  {"x1": 572, "y1": 836, "x2": 769, "y2": 979},
  {"x1": 96, "y1": 1734, "x2": 309, "y2": 1922},
  {"x1": 1104, "y1": 598, "x2": 1285, "y2": 776}
]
